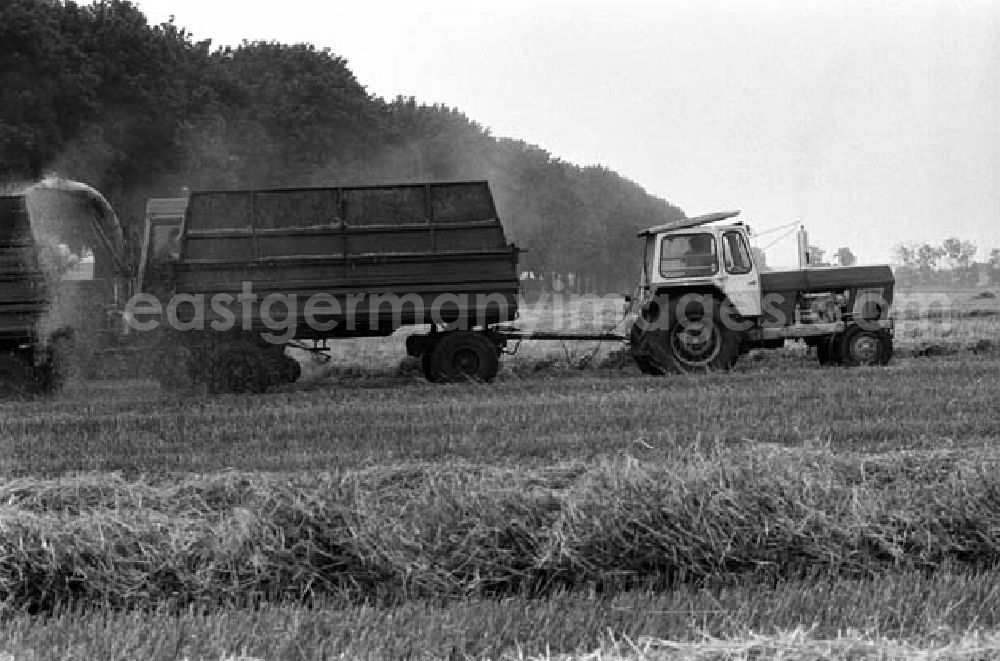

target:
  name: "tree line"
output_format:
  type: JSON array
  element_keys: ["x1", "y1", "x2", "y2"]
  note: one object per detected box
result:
[
  {"x1": 804, "y1": 240, "x2": 999, "y2": 288},
  {"x1": 0, "y1": 0, "x2": 683, "y2": 292},
  {"x1": 892, "y1": 239, "x2": 1000, "y2": 288}
]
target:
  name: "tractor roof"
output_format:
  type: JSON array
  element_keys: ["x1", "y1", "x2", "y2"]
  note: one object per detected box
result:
[
  {"x1": 145, "y1": 197, "x2": 188, "y2": 218},
  {"x1": 638, "y1": 210, "x2": 741, "y2": 237}
]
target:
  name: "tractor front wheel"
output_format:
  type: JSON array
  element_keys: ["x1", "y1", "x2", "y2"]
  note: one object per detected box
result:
[{"x1": 839, "y1": 327, "x2": 893, "y2": 366}]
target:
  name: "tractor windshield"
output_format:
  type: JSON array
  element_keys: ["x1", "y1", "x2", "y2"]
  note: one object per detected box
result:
[{"x1": 659, "y1": 232, "x2": 718, "y2": 278}]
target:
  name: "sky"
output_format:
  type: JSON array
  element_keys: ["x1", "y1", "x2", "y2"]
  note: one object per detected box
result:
[{"x1": 133, "y1": 0, "x2": 999, "y2": 267}]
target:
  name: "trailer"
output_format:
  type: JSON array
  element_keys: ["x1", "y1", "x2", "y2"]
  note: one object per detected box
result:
[{"x1": 133, "y1": 181, "x2": 523, "y2": 390}]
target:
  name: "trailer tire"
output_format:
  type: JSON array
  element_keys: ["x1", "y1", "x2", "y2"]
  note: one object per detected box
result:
[
  {"x1": 815, "y1": 335, "x2": 841, "y2": 366},
  {"x1": 421, "y1": 352, "x2": 439, "y2": 383},
  {"x1": 34, "y1": 346, "x2": 64, "y2": 395},
  {"x1": 156, "y1": 346, "x2": 196, "y2": 392},
  {"x1": 839, "y1": 327, "x2": 892, "y2": 367},
  {"x1": 0, "y1": 354, "x2": 31, "y2": 397},
  {"x1": 259, "y1": 351, "x2": 301, "y2": 386},
  {"x1": 209, "y1": 349, "x2": 265, "y2": 394},
  {"x1": 429, "y1": 331, "x2": 499, "y2": 383},
  {"x1": 281, "y1": 353, "x2": 302, "y2": 383}
]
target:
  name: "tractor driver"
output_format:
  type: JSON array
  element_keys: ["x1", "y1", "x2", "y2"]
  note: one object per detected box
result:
[
  {"x1": 683, "y1": 234, "x2": 716, "y2": 275},
  {"x1": 155, "y1": 227, "x2": 181, "y2": 262}
]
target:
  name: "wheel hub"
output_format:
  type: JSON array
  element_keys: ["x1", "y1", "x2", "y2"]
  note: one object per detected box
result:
[
  {"x1": 670, "y1": 322, "x2": 721, "y2": 367},
  {"x1": 852, "y1": 335, "x2": 879, "y2": 364},
  {"x1": 453, "y1": 348, "x2": 480, "y2": 374}
]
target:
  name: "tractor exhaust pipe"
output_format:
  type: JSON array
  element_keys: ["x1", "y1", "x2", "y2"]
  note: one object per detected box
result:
[{"x1": 797, "y1": 225, "x2": 810, "y2": 269}]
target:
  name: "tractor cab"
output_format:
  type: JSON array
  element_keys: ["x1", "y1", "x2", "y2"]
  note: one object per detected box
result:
[
  {"x1": 137, "y1": 196, "x2": 188, "y2": 299},
  {"x1": 636, "y1": 211, "x2": 763, "y2": 317}
]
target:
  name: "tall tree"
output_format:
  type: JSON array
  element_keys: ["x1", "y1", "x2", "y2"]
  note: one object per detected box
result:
[
  {"x1": 941, "y1": 237, "x2": 977, "y2": 269},
  {"x1": 0, "y1": 0, "x2": 686, "y2": 292},
  {"x1": 989, "y1": 249, "x2": 1000, "y2": 286},
  {"x1": 807, "y1": 245, "x2": 828, "y2": 266},
  {"x1": 915, "y1": 243, "x2": 945, "y2": 283},
  {"x1": 893, "y1": 243, "x2": 916, "y2": 267},
  {"x1": 834, "y1": 247, "x2": 857, "y2": 266}
]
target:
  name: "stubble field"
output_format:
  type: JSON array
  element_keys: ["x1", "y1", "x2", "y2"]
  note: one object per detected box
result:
[{"x1": 0, "y1": 292, "x2": 998, "y2": 659}]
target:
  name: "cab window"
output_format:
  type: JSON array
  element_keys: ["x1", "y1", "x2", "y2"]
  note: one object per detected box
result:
[
  {"x1": 659, "y1": 233, "x2": 717, "y2": 278},
  {"x1": 722, "y1": 231, "x2": 753, "y2": 275},
  {"x1": 149, "y1": 222, "x2": 181, "y2": 265}
]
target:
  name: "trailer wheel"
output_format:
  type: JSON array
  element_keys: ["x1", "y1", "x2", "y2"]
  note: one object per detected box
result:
[
  {"x1": 839, "y1": 327, "x2": 892, "y2": 366},
  {"x1": 0, "y1": 354, "x2": 31, "y2": 396},
  {"x1": 29, "y1": 331, "x2": 76, "y2": 394},
  {"x1": 662, "y1": 298, "x2": 739, "y2": 371},
  {"x1": 429, "y1": 331, "x2": 499, "y2": 383},
  {"x1": 815, "y1": 335, "x2": 841, "y2": 366},
  {"x1": 421, "y1": 352, "x2": 439, "y2": 383},
  {"x1": 259, "y1": 351, "x2": 301, "y2": 386},
  {"x1": 280, "y1": 353, "x2": 302, "y2": 383},
  {"x1": 209, "y1": 350, "x2": 265, "y2": 394},
  {"x1": 156, "y1": 346, "x2": 196, "y2": 392}
]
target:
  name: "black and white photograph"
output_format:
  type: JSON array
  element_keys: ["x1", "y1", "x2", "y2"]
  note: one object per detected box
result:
[{"x1": 0, "y1": 0, "x2": 998, "y2": 658}]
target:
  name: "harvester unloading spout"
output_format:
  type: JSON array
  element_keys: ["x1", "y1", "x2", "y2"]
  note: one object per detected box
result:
[
  {"x1": 23, "y1": 177, "x2": 127, "y2": 276},
  {"x1": 0, "y1": 177, "x2": 133, "y2": 393}
]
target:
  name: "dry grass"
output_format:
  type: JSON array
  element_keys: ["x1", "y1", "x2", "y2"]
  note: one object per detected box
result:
[
  {"x1": 1, "y1": 353, "x2": 998, "y2": 478},
  {"x1": 1, "y1": 443, "x2": 1000, "y2": 611},
  {"x1": 3, "y1": 572, "x2": 1000, "y2": 659},
  {"x1": 0, "y1": 292, "x2": 996, "y2": 657},
  {"x1": 525, "y1": 629, "x2": 1000, "y2": 660}
]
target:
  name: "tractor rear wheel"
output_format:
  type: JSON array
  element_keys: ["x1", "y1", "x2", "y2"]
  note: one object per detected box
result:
[
  {"x1": 634, "y1": 355, "x2": 666, "y2": 375},
  {"x1": 428, "y1": 331, "x2": 499, "y2": 383},
  {"x1": 839, "y1": 327, "x2": 893, "y2": 366},
  {"x1": 657, "y1": 298, "x2": 740, "y2": 372},
  {"x1": 0, "y1": 353, "x2": 32, "y2": 397}
]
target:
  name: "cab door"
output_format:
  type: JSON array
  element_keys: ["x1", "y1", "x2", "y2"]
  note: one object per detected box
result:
[{"x1": 720, "y1": 229, "x2": 762, "y2": 317}]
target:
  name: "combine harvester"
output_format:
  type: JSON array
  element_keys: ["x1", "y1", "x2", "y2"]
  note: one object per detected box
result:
[
  {"x1": 0, "y1": 179, "x2": 894, "y2": 394},
  {"x1": 0, "y1": 180, "x2": 127, "y2": 393}
]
